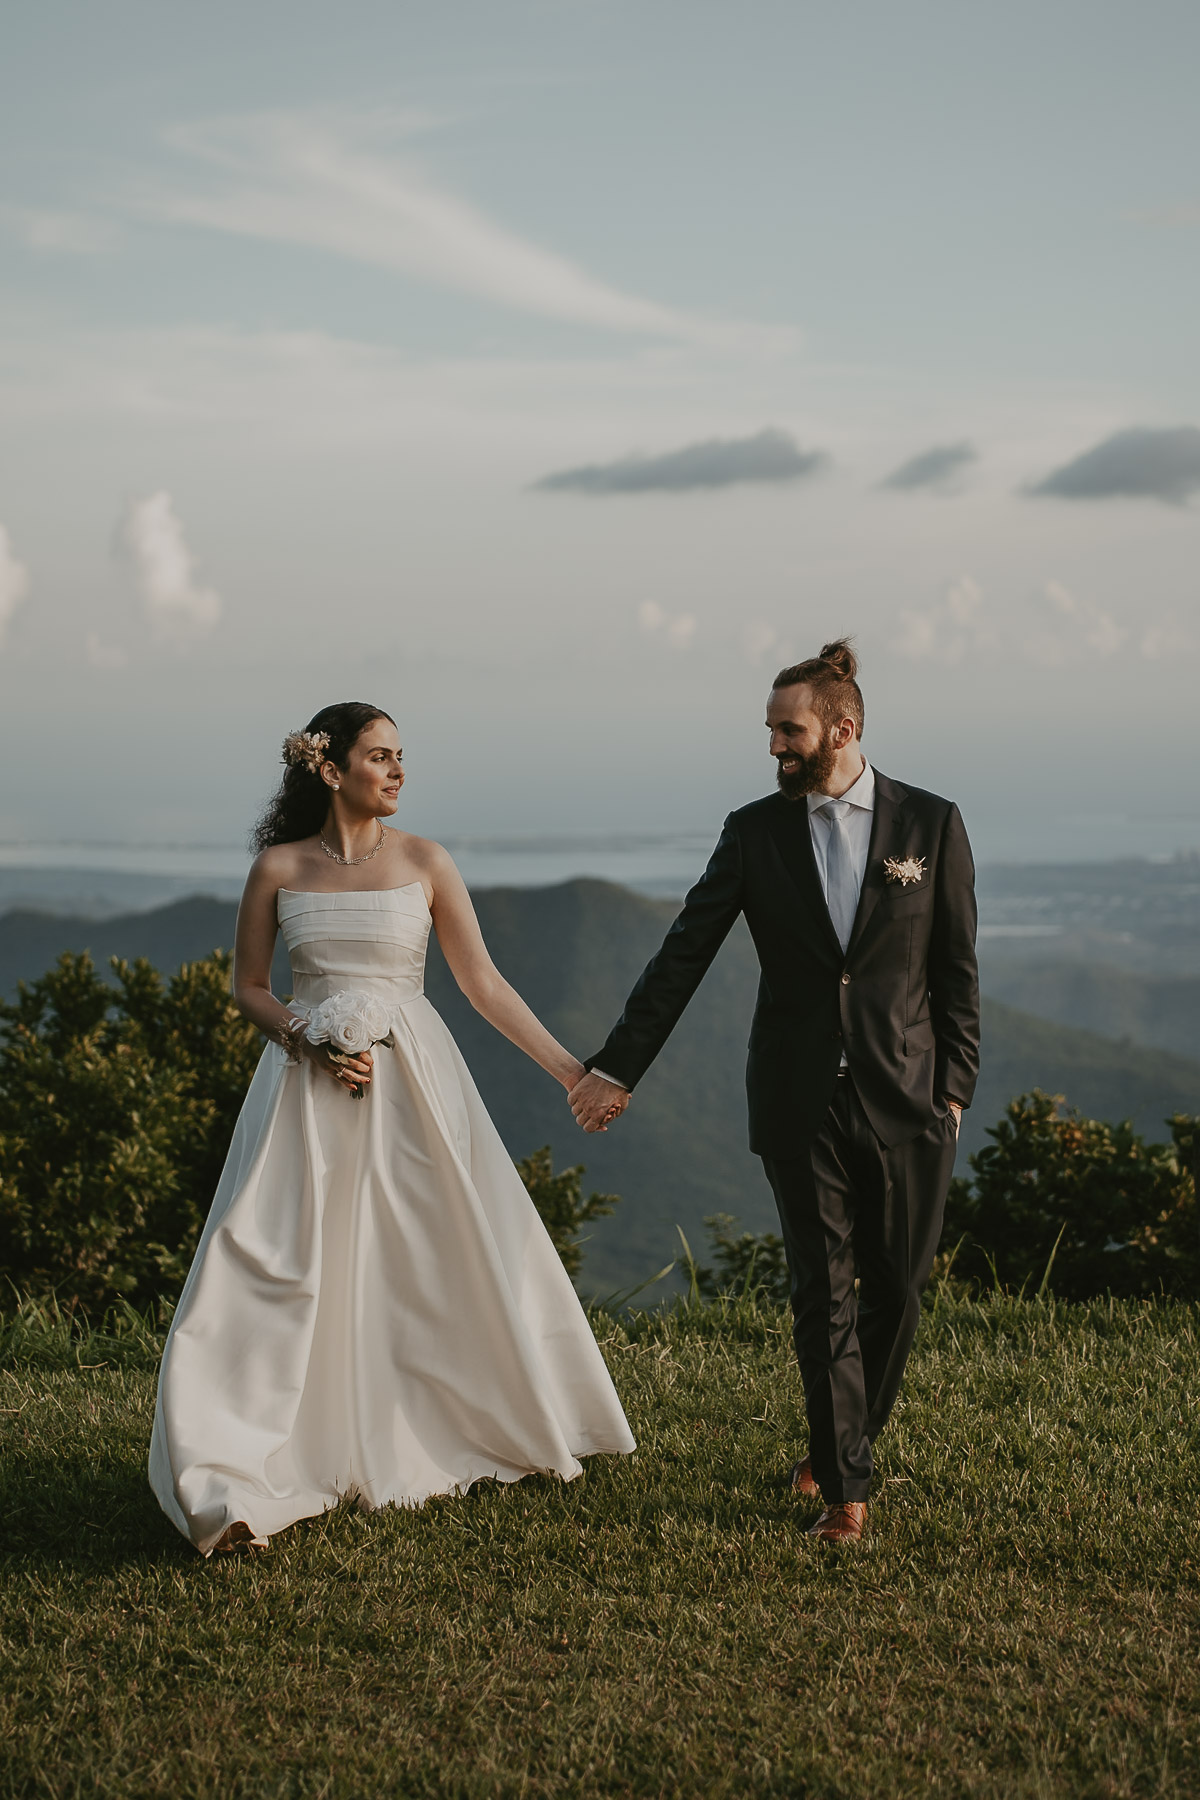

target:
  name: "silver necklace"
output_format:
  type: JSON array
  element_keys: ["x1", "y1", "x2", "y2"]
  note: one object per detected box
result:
[{"x1": 319, "y1": 822, "x2": 386, "y2": 867}]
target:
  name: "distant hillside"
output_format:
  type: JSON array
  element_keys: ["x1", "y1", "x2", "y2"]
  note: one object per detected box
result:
[
  {"x1": 977, "y1": 957, "x2": 1200, "y2": 1062},
  {"x1": 0, "y1": 899, "x2": 272, "y2": 998},
  {"x1": 3, "y1": 883, "x2": 1199, "y2": 1292},
  {"x1": 975, "y1": 852, "x2": 1200, "y2": 975}
]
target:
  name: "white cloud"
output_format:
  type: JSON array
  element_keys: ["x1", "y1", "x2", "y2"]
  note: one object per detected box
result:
[
  {"x1": 743, "y1": 621, "x2": 780, "y2": 664},
  {"x1": 136, "y1": 113, "x2": 793, "y2": 351},
  {"x1": 639, "y1": 600, "x2": 696, "y2": 648},
  {"x1": 123, "y1": 492, "x2": 221, "y2": 641},
  {"x1": 86, "y1": 633, "x2": 130, "y2": 670},
  {"x1": 1, "y1": 206, "x2": 119, "y2": 254},
  {"x1": 1042, "y1": 578, "x2": 1126, "y2": 656},
  {"x1": 0, "y1": 524, "x2": 31, "y2": 648},
  {"x1": 1022, "y1": 580, "x2": 1190, "y2": 664},
  {"x1": 894, "y1": 575, "x2": 985, "y2": 664},
  {"x1": 1139, "y1": 619, "x2": 1195, "y2": 660},
  {"x1": 897, "y1": 574, "x2": 1185, "y2": 668}
]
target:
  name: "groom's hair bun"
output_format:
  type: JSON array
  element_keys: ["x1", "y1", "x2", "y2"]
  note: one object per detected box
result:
[
  {"x1": 816, "y1": 638, "x2": 858, "y2": 681},
  {"x1": 773, "y1": 637, "x2": 864, "y2": 738}
]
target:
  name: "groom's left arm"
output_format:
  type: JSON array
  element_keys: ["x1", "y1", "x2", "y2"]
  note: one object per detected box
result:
[{"x1": 927, "y1": 801, "x2": 981, "y2": 1110}]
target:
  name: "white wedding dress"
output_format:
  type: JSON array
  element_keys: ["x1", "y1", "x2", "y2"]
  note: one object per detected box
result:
[{"x1": 148, "y1": 883, "x2": 635, "y2": 1554}]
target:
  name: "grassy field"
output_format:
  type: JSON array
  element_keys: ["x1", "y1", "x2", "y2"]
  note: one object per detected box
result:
[{"x1": 1, "y1": 1290, "x2": 1198, "y2": 1799}]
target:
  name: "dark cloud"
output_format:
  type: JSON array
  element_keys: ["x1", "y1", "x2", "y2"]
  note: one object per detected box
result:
[
  {"x1": 1028, "y1": 426, "x2": 1200, "y2": 505},
  {"x1": 534, "y1": 427, "x2": 828, "y2": 495},
  {"x1": 881, "y1": 440, "x2": 977, "y2": 491}
]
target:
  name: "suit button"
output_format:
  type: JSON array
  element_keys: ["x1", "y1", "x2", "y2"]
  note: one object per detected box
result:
[{"x1": 841, "y1": 972, "x2": 852, "y2": 985}]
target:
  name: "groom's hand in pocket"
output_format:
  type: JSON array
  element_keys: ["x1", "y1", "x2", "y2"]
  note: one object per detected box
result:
[{"x1": 569, "y1": 1071, "x2": 630, "y2": 1133}]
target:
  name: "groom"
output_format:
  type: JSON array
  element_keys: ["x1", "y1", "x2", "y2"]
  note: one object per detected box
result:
[{"x1": 569, "y1": 639, "x2": 980, "y2": 1543}]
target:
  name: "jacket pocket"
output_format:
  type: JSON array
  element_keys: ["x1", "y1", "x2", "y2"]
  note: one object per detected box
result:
[
  {"x1": 903, "y1": 1019, "x2": 936, "y2": 1056},
  {"x1": 881, "y1": 883, "x2": 933, "y2": 917}
]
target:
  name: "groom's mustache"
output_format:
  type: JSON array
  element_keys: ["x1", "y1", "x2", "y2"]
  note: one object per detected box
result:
[{"x1": 775, "y1": 742, "x2": 837, "y2": 798}]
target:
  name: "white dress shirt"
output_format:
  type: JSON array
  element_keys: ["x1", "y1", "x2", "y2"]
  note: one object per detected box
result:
[
  {"x1": 807, "y1": 757, "x2": 875, "y2": 936},
  {"x1": 591, "y1": 760, "x2": 876, "y2": 1093},
  {"x1": 809, "y1": 759, "x2": 874, "y2": 1067}
]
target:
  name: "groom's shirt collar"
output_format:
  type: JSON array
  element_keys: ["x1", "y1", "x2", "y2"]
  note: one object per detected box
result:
[{"x1": 806, "y1": 757, "x2": 875, "y2": 816}]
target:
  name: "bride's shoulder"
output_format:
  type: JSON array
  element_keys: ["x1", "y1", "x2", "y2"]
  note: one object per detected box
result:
[
  {"x1": 246, "y1": 840, "x2": 315, "y2": 893},
  {"x1": 391, "y1": 832, "x2": 462, "y2": 892},
  {"x1": 392, "y1": 831, "x2": 453, "y2": 874}
]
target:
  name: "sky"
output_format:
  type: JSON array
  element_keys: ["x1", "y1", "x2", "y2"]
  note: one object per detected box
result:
[{"x1": 2, "y1": 0, "x2": 1199, "y2": 867}]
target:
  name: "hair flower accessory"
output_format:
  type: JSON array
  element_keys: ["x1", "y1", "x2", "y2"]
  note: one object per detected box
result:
[
  {"x1": 282, "y1": 729, "x2": 331, "y2": 774},
  {"x1": 884, "y1": 854, "x2": 927, "y2": 887}
]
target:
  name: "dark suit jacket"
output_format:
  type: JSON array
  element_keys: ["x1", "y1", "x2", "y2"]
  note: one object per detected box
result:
[{"x1": 588, "y1": 771, "x2": 981, "y2": 1156}]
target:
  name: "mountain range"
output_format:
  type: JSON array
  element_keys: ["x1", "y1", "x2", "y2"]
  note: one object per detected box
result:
[{"x1": 3, "y1": 881, "x2": 1198, "y2": 1291}]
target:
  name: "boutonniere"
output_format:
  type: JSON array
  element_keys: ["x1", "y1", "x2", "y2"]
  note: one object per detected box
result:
[{"x1": 884, "y1": 854, "x2": 927, "y2": 887}]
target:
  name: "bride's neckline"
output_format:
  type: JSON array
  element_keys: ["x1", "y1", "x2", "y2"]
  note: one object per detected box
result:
[{"x1": 279, "y1": 881, "x2": 429, "y2": 904}]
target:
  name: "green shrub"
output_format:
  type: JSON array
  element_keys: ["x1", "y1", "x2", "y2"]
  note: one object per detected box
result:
[
  {"x1": 679, "y1": 1095, "x2": 1200, "y2": 1311},
  {"x1": 514, "y1": 1145, "x2": 619, "y2": 1281},
  {"x1": 945, "y1": 1090, "x2": 1199, "y2": 1299},
  {"x1": 0, "y1": 955, "x2": 622, "y2": 1316},
  {"x1": 0, "y1": 951, "x2": 260, "y2": 1317},
  {"x1": 678, "y1": 1212, "x2": 792, "y2": 1306}
]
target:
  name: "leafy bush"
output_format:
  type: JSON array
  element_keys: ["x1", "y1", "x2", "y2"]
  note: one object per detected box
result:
[
  {"x1": 0, "y1": 959, "x2": 625, "y2": 1315},
  {"x1": 514, "y1": 1145, "x2": 619, "y2": 1281},
  {"x1": 945, "y1": 1090, "x2": 1199, "y2": 1300},
  {"x1": 6, "y1": 947, "x2": 1194, "y2": 1319},
  {"x1": 0, "y1": 951, "x2": 260, "y2": 1317},
  {"x1": 679, "y1": 1091, "x2": 1200, "y2": 1311},
  {"x1": 684, "y1": 1213, "x2": 791, "y2": 1305}
]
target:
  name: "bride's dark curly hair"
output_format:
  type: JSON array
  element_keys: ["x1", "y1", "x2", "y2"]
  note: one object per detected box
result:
[{"x1": 251, "y1": 701, "x2": 397, "y2": 851}]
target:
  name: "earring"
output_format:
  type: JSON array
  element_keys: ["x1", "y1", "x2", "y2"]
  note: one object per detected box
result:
[{"x1": 332, "y1": 783, "x2": 340, "y2": 791}]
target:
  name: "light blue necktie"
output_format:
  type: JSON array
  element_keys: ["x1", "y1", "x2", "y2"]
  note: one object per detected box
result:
[{"x1": 820, "y1": 799, "x2": 857, "y2": 952}]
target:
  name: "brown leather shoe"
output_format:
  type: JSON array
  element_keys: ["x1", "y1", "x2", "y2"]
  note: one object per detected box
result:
[
  {"x1": 789, "y1": 1455, "x2": 820, "y2": 1499},
  {"x1": 807, "y1": 1502, "x2": 866, "y2": 1543}
]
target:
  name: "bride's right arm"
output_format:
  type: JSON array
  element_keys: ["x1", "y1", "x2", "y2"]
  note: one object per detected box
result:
[
  {"x1": 231, "y1": 858, "x2": 373, "y2": 1090},
  {"x1": 231, "y1": 857, "x2": 301, "y2": 1045},
  {"x1": 424, "y1": 845, "x2": 585, "y2": 1092}
]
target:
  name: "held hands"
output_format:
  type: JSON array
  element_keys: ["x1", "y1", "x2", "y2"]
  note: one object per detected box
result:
[{"x1": 568, "y1": 1070, "x2": 630, "y2": 1134}]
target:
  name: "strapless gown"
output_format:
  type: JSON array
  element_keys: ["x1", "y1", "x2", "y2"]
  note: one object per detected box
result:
[{"x1": 148, "y1": 884, "x2": 635, "y2": 1554}]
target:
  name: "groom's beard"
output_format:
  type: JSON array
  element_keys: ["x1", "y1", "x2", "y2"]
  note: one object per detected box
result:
[{"x1": 775, "y1": 732, "x2": 840, "y2": 801}]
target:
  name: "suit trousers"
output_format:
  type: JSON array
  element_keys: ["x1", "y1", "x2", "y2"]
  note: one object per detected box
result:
[{"x1": 762, "y1": 1075, "x2": 959, "y2": 1504}]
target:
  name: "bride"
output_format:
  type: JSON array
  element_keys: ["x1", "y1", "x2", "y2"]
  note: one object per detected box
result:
[{"x1": 149, "y1": 700, "x2": 634, "y2": 1554}]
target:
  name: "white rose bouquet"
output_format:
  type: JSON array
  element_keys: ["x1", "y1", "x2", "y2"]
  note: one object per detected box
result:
[{"x1": 302, "y1": 991, "x2": 396, "y2": 1098}]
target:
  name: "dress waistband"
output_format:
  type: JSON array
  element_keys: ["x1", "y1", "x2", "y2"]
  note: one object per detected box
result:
[{"x1": 288, "y1": 984, "x2": 425, "y2": 1021}]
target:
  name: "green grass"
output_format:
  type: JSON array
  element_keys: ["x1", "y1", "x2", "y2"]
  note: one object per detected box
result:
[{"x1": 2, "y1": 1290, "x2": 1198, "y2": 1799}]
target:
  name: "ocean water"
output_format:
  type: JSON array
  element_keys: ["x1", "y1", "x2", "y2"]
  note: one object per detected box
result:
[{"x1": 0, "y1": 834, "x2": 718, "y2": 917}]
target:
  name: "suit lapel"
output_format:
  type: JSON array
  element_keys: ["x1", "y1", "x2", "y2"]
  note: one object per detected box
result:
[
  {"x1": 764, "y1": 796, "x2": 845, "y2": 964},
  {"x1": 846, "y1": 771, "x2": 910, "y2": 956}
]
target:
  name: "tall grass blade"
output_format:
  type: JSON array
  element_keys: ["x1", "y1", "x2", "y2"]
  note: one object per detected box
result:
[
  {"x1": 675, "y1": 1226, "x2": 702, "y2": 1309},
  {"x1": 1036, "y1": 1224, "x2": 1068, "y2": 1301},
  {"x1": 592, "y1": 1263, "x2": 676, "y2": 1315}
]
